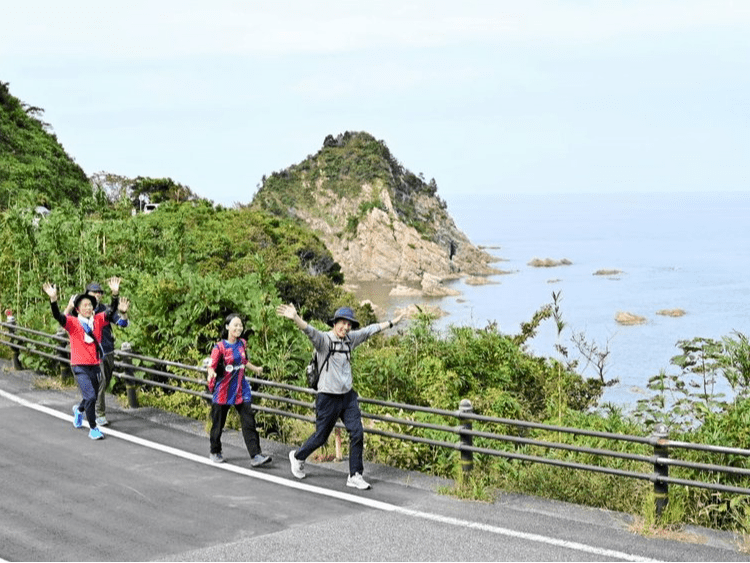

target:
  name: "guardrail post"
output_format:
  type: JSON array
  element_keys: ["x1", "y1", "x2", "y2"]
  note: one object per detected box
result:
[
  {"x1": 56, "y1": 327, "x2": 72, "y2": 382},
  {"x1": 5, "y1": 312, "x2": 23, "y2": 370},
  {"x1": 459, "y1": 398, "x2": 474, "y2": 475},
  {"x1": 120, "y1": 342, "x2": 139, "y2": 408},
  {"x1": 652, "y1": 423, "x2": 670, "y2": 517},
  {"x1": 334, "y1": 427, "x2": 344, "y2": 461}
]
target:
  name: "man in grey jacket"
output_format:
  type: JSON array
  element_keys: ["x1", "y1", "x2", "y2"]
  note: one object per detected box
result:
[{"x1": 276, "y1": 303, "x2": 403, "y2": 490}]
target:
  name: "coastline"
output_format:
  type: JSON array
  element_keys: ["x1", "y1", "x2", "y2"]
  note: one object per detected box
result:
[{"x1": 350, "y1": 191, "x2": 750, "y2": 409}]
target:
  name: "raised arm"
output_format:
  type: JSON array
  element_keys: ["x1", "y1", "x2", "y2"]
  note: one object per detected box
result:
[
  {"x1": 275, "y1": 303, "x2": 308, "y2": 331},
  {"x1": 378, "y1": 311, "x2": 405, "y2": 332},
  {"x1": 115, "y1": 297, "x2": 129, "y2": 324},
  {"x1": 42, "y1": 283, "x2": 67, "y2": 327},
  {"x1": 105, "y1": 277, "x2": 122, "y2": 322},
  {"x1": 62, "y1": 294, "x2": 75, "y2": 316}
]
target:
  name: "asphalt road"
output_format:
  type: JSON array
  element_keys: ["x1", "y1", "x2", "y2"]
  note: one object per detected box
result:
[{"x1": 1, "y1": 363, "x2": 748, "y2": 562}]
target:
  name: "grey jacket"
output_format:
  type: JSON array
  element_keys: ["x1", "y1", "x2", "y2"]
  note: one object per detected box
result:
[{"x1": 303, "y1": 323, "x2": 382, "y2": 394}]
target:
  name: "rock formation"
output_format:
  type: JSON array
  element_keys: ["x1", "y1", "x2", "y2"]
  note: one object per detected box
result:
[
  {"x1": 252, "y1": 131, "x2": 501, "y2": 286},
  {"x1": 615, "y1": 311, "x2": 647, "y2": 326},
  {"x1": 656, "y1": 309, "x2": 686, "y2": 317},
  {"x1": 528, "y1": 258, "x2": 573, "y2": 268}
]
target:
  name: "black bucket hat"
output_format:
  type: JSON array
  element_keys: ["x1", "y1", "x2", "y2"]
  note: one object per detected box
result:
[{"x1": 327, "y1": 306, "x2": 359, "y2": 329}]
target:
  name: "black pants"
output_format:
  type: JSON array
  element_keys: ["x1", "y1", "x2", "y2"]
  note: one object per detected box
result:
[{"x1": 209, "y1": 401, "x2": 261, "y2": 457}]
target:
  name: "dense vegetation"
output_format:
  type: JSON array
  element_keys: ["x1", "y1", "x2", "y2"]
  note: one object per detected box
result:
[
  {"x1": 2, "y1": 82, "x2": 750, "y2": 537},
  {"x1": 0, "y1": 200, "x2": 362, "y2": 363}
]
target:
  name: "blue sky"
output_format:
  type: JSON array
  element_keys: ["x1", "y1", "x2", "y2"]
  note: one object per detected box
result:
[{"x1": 2, "y1": 1, "x2": 749, "y2": 209}]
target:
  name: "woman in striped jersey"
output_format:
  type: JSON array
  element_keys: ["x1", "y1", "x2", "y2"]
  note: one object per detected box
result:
[{"x1": 206, "y1": 313, "x2": 271, "y2": 468}]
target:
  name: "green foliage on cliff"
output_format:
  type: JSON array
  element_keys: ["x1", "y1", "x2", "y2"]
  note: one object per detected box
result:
[
  {"x1": 252, "y1": 131, "x2": 448, "y2": 238},
  {"x1": 0, "y1": 81, "x2": 92, "y2": 210}
]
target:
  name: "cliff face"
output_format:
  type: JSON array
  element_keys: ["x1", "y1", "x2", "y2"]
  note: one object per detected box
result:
[
  {"x1": 294, "y1": 179, "x2": 496, "y2": 282},
  {"x1": 252, "y1": 131, "x2": 499, "y2": 285}
]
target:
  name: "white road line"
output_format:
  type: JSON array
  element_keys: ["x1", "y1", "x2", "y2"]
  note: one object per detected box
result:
[{"x1": 1, "y1": 388, "x2": 660, "y2": 562}]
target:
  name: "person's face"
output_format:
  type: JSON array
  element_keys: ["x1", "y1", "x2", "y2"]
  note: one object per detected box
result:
[
  {"x1": 77, "y1": 298, "x2": 95, "y2": 318},
  {"x1": 226, "y1": 317, "x2": 243, "y2": 339},
  {"x1": 333, "y1": 319, "x2": 351, "y2": 339}
]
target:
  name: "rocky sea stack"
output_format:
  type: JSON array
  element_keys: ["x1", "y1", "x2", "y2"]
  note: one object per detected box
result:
[{"x1": 251, "y1": 131, "x2": 500, "y2": 285}]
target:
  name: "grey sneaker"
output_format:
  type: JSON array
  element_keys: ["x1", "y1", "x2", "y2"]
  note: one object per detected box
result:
[
  {"x1": 289, "y1": 450, "x2": 305, "y2": 479},
  {"x1": 95, "y1": 416, "x2": 109, "y2": 427},
  {"x1": 250, "y1": 454, "x2": 271, "y2": 467},
  {"x1": 210, "y1": 453, "x2": 225, "y2": 463},
  {"x1": 346, "y1": 472, "x2": 371, "y2": 490}
]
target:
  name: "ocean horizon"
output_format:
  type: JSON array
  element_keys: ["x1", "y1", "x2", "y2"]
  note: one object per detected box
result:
[{"x1": 352, "y1": 190, "x2": 750, "y2": 410}]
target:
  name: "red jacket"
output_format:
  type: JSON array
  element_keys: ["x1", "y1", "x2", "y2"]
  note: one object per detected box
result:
[{"x1": 51, "y1": 299, "x2": 118, "y2": 366}]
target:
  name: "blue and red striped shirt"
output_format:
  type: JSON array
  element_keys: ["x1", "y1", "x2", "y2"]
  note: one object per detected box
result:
[{"x1": 210, "y1": 338, "x2": 252, "y2": 405}]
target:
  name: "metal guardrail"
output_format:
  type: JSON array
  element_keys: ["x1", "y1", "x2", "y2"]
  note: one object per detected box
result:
[{"x1": 2, "y1": 318, "x2": 750, "y2": 515}]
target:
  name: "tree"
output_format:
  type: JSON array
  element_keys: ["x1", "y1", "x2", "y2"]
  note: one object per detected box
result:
[
  {"x1": 90, "y1": 171, "x2": 135, "y2": 204},
  {"x1": 130, "y1": 176, "x2": 200, "y2": 206}
]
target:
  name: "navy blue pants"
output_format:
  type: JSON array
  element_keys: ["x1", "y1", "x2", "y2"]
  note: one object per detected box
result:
[
  {"x1": 295, "y1": 390, "x2": 365, "y2": 476},
  {"x1": 73, "y1": 364, "x2": 101, "y2": 429}
]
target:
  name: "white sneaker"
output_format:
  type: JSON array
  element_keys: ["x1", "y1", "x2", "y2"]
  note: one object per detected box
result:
[
  {"x1": 95, "y1": 416, "x2": 109, "y2": 427},
  {"x1": 346, "y1": 472, "x2": 371, "y2": 490},
  {"x1": 289, "y1": 450, "x2": 305, "y2": 479}
]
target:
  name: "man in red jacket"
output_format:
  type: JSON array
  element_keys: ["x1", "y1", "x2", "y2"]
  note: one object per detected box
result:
[{"x1": 42, "y1": 277, "x2": 129, "y2": 440}]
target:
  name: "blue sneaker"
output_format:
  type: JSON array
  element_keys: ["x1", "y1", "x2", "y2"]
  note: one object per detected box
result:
[
  {"x1": 89, "y1": 427, "x2": 104, "y2": 440},
  {"x1": 72, "y1": 405, "x2": 84, "y2": 428}
]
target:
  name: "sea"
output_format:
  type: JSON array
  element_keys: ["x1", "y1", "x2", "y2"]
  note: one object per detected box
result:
[{"x1": 351, "y1": 191, "x2": 750, "y2": 410}]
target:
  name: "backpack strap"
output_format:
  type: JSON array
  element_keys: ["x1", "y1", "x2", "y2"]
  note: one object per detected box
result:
[
  {"x1": 317, "y1": 336, "x2": 333, "y2": 374},
  {"x1": 318, "y1": 336, "x2": 351, "y2": 374}
]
